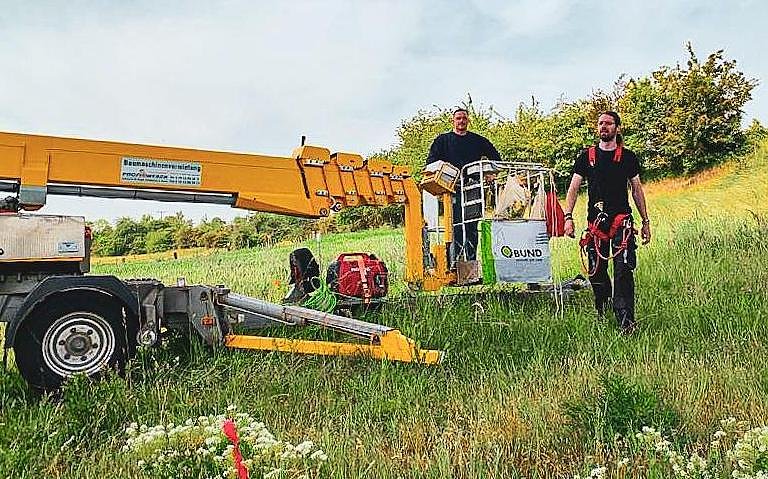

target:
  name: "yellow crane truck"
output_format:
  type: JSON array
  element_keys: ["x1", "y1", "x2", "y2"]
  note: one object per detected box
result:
[
  {"x1": 0, "y1": 131, "x2": 457, "y2": 391},
  {"x1": 0, "y1": 130, "x2": 562, "y2": 391}
]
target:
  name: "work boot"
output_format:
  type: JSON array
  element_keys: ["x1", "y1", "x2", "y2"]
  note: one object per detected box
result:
[
  {"x1": 595, "y1": 298, "x2": 612, "y2": 321},
  {"x1": 615, "y1": 309, "x2": 636, "y2": 334}
]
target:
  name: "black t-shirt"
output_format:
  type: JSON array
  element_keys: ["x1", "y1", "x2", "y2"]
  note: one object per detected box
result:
[
  {"x1": 572, "y1": 146, "x2": 641, "y2": 221},
  {"x1": 426, "y1": 131, "x2": 500, "y2": 169}
]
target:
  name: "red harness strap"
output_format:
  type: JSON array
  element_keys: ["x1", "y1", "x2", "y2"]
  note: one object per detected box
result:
[
  {"x1": 578, "y1": 213, "x2": 636, "y2": 276},
  {"x1": 587, "y1": 145, "x2": 623, "y2": 167},
  {"x1": 580, "y1": 145, "x2": 629, "y2": 276}
]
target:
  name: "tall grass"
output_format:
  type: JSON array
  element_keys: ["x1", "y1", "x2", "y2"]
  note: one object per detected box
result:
[{"x1": 1, "y1": 142, "x2": 767, "y2": 477}]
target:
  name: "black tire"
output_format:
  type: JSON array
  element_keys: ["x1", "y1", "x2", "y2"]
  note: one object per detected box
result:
[{"x1": 14, "y1": 290, "x2": 134, "y2": 392}]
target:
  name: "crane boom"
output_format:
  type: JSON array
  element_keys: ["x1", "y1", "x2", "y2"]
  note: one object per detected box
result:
[{"x1": 0, "y1": 131, "x2": 426, "y2": 284}]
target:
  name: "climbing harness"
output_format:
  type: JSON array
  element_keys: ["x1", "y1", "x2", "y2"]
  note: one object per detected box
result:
[
  {"x1": 578, "y1": 213, "x2": 636, "y2": 277},
  {"x1": 587, "y1": 144, "x2": 623, "y2": 167}
]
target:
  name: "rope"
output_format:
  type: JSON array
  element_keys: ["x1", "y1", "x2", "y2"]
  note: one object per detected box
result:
[{"x1": 547, "y1": 171, "x2": 564, "y2": 318}]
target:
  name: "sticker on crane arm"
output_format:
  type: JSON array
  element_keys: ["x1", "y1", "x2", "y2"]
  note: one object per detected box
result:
[{"x1": 120, "y1": 157, "x2": 202, "y2": 186}]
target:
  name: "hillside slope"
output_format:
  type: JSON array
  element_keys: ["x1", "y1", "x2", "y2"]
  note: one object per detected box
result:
[{"x1": 1, "y1": 144, "x2": 767, "y2": 478}]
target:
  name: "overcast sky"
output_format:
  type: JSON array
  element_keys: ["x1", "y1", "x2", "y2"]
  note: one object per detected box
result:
[{"x1": 1, "y1": 0, "x2": 765, "y2": 222}]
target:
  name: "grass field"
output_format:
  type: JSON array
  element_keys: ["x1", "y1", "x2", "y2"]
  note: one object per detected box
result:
[{"x1": 1, "y1": 142, "x2": 767, "y2": 478}]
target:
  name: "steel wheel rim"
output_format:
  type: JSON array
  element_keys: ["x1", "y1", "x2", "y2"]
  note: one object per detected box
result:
[{"x1": 41, "y1": 312, "x2": 117, "y2": 378}]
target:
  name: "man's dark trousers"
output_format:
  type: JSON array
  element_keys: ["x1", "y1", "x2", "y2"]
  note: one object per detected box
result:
[{"x1": 586, "y1": 216, "x2": 637, "y2": 330}]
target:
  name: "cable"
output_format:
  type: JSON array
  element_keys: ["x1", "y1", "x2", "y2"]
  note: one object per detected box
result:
[{"x1": 547, "y1": 171, "x2": 564, "y2": 318}]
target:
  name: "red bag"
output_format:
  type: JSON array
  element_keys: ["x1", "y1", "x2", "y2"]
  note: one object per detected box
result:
[
  {"x1": 546, "y1": 191, "x2": 565, "y2": 237},
  {"x1": 327, "y1": 253, "x2": 388, "y2": 301}
]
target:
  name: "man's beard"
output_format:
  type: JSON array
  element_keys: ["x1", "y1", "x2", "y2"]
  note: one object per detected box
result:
[{"x1": 600, "y1": 131, "x2": 616, "y2": 141}]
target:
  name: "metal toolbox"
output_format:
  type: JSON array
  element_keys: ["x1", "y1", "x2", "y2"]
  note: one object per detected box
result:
[{"x1": 0, "y1": 214, "x2": 86, "y2": 262}]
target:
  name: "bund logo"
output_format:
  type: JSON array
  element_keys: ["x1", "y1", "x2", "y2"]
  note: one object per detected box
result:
[{"x1": 500, "y1": 246, "x2": 544, "y2": 258}]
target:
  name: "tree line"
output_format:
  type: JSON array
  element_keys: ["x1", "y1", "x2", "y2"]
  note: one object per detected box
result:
[
  {"x1": 90, "y1": 207, "x2": 404, "y2": 257},
  {"x1": 382, "y1": 44, "x2": 764, "y2": 181},
  {"x1": 92, "y1": 45, "x2": 765, "y2": 256}
]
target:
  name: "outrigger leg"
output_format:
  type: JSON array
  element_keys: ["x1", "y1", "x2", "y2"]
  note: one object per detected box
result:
[{"x1": 216, "y1": 292, "x2": 443, "y2": 365}]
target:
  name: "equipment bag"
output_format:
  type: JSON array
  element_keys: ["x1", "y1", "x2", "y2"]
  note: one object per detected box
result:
[
  {"x1": 530, "y1": 179, "x2": 547, "y2": 220},
  {"x1": 326, "y1": 253, "x2": 388, "y2": 301},
  {"x1": 545, "y1": 191, "x2": 565, "y2": 237}
]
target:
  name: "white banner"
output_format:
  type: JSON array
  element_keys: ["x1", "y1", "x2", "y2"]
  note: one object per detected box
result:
[
  {"x1": 491, "y1": 220, "x2": 551, "y2": 283},
  {"x1": 120, "y1": 156, "x2": 202, "y2": 187}
]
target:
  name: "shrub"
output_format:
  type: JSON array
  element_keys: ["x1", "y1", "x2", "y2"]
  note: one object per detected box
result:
[{"x1": 563, "y1": 373, "x2": 680, "y2": 443}]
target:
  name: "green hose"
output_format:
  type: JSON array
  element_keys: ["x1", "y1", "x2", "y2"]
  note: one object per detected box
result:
[{"x1": 300, "y1": 278, "x2": 337, "y2": 313}]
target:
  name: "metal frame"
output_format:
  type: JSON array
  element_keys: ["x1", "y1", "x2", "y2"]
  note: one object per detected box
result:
[{"x1": 455, "y1": 159, "x2": 554, "y2": 280}]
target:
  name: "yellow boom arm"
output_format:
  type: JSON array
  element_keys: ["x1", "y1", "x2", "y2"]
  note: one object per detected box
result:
[{"x1": 0, "y1": 131, "x2": 426, "y2": 284}]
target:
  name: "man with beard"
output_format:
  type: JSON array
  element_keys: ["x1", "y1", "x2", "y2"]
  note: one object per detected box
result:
[
  {"x1": 563, "y1": 111, "x2": 651, "y2": 333},
  {"x1": 427, "y1": 108, "x2": 501, "y2": 262}
]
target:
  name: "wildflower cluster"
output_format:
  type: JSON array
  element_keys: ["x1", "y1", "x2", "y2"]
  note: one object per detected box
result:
[
  {"x1": 572, "y1": 465, "x2": 607, "y2": 479},
  {"x1": 635, "y1": 426, "x2": 710, "y2": 478},
  {"x1": 122, "y1": 406, "x2": 327, "y2": 479},
  {"x1": 730, "y1": 426, "x2": 768, "y2": 479},
  {"x1": 573, "y1": 418, "x2": 768, "y2": 479}
]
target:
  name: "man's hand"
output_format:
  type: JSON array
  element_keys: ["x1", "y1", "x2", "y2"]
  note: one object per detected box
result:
[
  {"x1": 564, "y1": 218, "x2": 575, "y2": 238},
  {"x1": 641, "y1": 222, "x2": 651, "y2": 245}
]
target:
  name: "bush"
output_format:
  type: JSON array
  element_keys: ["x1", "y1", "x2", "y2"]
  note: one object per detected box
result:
[
  {"x1": 563, "y1": 373, "x2": 680, "y2": 443},
  {"x1": 387, "y1": 45, "x2": 756, "y2": 180}
]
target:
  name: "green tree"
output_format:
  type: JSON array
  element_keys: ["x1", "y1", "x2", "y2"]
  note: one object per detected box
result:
[
  {"x1": 90, "y1": 219, "x2": 118, "y2": 256},
  {"x1": 111, "y1": 217, "x2": 148, "y2": 255},
  {"x1": 228, "y1": 216, "x2": 257, "y2": 249},
  {"x1": 198, "y1": 217, "x2": 229, "y2": 248},
  {"x1": 620, "y1": 43, "x2": 757, "y2": 174},
  {"x1": 145, "y1": 229, "x2": 173, "y2": 253}
]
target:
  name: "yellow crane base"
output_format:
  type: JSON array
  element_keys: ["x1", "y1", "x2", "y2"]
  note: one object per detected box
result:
[{"x1": 224, "y1": 330, "x2": 444, "y2": 365}]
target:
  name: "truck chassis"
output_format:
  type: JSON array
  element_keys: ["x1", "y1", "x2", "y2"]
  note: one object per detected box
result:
[{"x1": 1, "y1": 214, "x2": 442, "y2": 391}]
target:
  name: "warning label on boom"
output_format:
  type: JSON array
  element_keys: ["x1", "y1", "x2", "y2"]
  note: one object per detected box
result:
[{"x1": 120, "y1": 157, "x2": 202, "y2": 187}]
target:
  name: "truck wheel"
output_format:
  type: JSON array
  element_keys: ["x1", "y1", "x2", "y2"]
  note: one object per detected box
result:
[{"x1": 14, "y1": 291, "x2": 131, "y2": 392}]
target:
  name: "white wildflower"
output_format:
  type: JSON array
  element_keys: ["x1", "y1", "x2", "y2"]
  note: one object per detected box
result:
[
  {"x1": 687, "y1": 452, "x2": 707, "y2": 471},
  {"x1": 588, "y1": 466, "x2": 606, "y2": 479},
  {"x1": 721, "y1": 417, "x2": 737, "y2": 428},
  {"x1": 295, "y1": 440, "x2": 314, "y2": 456},
  {"x1": 310, "y1": 450, "x2": 328, "y2": 461}
]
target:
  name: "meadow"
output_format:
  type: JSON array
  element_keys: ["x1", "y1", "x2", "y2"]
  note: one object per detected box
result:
[{"x1": 1, "y1": 142, "x2": 767, "y2": 478}]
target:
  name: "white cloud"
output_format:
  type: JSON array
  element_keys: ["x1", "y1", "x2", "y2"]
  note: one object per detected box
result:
[
  {"x1": 0, "y1": 1, "x2": 422, "y2": 153},
  {"x1": 467, "y1": 0, "x2": 573, "y2": 37}
]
